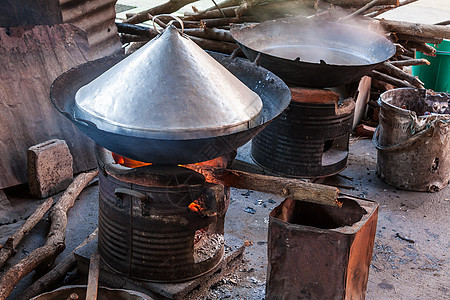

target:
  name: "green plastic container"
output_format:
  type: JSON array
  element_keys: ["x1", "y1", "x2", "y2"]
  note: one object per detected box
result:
[{"x1": 412, "y1": 39, "x2": 450, "y2": 93}]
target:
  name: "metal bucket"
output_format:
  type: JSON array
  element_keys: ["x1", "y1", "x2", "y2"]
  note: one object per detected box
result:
[{"x1": 374, "y1": 88, "x2": 450, "y2": 191}]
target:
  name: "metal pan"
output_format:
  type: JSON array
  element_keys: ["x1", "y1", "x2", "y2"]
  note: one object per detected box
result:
[
  {"x1": 230, "y1": 18, "x2": 396, "y2": 87},
  {"x1": 50, "y1": 52, "x2": 290, "y2": 165}
]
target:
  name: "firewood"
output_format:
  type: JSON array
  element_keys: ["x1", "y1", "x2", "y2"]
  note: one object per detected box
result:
[
  {"x1": 115, "y1": 22, "x2": 158, "y2": 38},
  {"x1": 390, "y1": 58, "x2": 430, "y2": 67},
  {"x1": 395, "y1": 33, "x2": 443, "y2": 45},
  {"x1": 17, "y1": 228, "x2": 98, "y2": 300},
  {"x1": 0, "y1": 170, "x2": 98, "y2": 300},
  {"x1": 201, "y1": 0, "x2": 240, "y2": 13},
  {"x1": 188, "y1": 35, "x2": 239, "y2": 53},
  {"x1": 190, "y1": 166, "x2": 341, "y2": 207},
  {"x1": 124, "y1": 0, "x2": 199, "y2": 24},
  {"x1": 364, "y1": 5, "x2": 396, "y2": 18},
  {"x1": 200, "y1": 16, "x2": 256, "y2": 28},
  {"x1": 404, "y1": 41, "x2": 437, "y2": 56},
  {"x1": 184, "y1": 27, "x2": 235, "y2": 42},
  {"x1": 379, "y1": 61, "x2": 424, "y2": 88},
  {"x1": 184, "y1": 6, "x2": 238, "y2": 20},
  {"x1": 369, "y1": 70, "x2": 415, "y2": 88},
  {"x1": 324, "y1": 0, "x2": 398, "y2": 7},
  {"x1": 86, "y1": 254, "x2": 100, "y2": 300},
  {"x1": 0, "y1": 197, "x2": 53, "y2": 269},
  {"x1": 340, "y1": 0, "x2": 381, "y2": 21},
  {"x1": 375, "y1": 19, "x2": 450, "y2": 39},
  {"x1": 393, "y1": 43, "x2": 415, "y2": 57},
  {"x1": 120, "y1": 34, "x2": 151, "y2": 44}
]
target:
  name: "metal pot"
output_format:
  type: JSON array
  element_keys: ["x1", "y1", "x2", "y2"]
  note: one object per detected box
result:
[
  {"x1": 51, "y1": 52, "x2": 290, "y2": 164},
  {"x1": 230, "y1": 17, "x2": 396, "y2": 87}
]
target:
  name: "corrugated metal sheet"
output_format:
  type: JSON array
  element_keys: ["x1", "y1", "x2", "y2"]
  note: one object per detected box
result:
[{"x1": 60, "y1": 0, "x2": 122, "y2": 58}]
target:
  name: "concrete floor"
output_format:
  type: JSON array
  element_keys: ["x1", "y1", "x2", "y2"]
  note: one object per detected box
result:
[{"x1": 1, "y1": 137, "x2": 448, "y2": 299}]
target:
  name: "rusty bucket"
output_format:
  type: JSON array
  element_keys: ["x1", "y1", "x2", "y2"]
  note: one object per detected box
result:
[
  {"x1": 374, "y1": 88, "x2": 450, "y2": 192},
  {"x1": 266, "y1": 196, "x2": 379, "y2": 300}
]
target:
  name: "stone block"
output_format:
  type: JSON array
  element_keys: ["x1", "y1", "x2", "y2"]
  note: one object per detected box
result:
[{"x1": 27, "y1": 139, "x2": 73, "y2": 198}]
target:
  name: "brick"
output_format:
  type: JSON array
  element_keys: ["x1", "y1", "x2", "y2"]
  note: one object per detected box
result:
[{"x1": 27, "y1": 139, "x2": 73, "y2": 198}]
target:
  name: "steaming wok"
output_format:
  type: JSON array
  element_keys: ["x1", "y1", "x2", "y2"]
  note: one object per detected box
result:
[
  {"x1": 50, "y1": 52, "x2": 290, "y2": 164},
  {"x1": 230, "y1": 18, "x2": 396, "y2": 87}
]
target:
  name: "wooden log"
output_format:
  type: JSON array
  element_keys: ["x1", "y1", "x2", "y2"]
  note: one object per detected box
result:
[
  {"x1": 191, "y1": 166, "x2": 341, "y2": 207},
  {"x1": 0, "y1": 198, "x2": 53, "y2": 269},
  {"x1": 364, "y1": 5, "x2": 396, "y2": 18},
  {"x1": 235, "y1": 0, "x2": 263, "y2": 18},
  {"x1": 200, "y1": 16, "x2": 255, "y2": 28},
  {"x1": 184, "y1": 27, "x2": 234, "y2": 42},
  {"x1": 376, "y1": 19, "x2": 450, "y2": 39},
  {"x1": 86, "y1": 254, "x2": 100, "y2": 300},
  {"x1": 379, "y1": 61, "x2": 424, "y2": 88},
  {"x1": 120, "y1": 34, "x2": 151, "y2": 44},
  {"x1": 201, "y1": 0, "x2": 241, "y2": 13},
  {"x1": 325, "y1": 0, "x2": 398, "y2": 7},
  {"x1": 188, "y1": 35, "x2": 238, "y2": 53},
  {"x1": 17, "y1": 228, "x2": 98, "y2": 300},
  {"x1": 340, "y1": 0, "x2": 381, "y2": 21},
  {"x1": 405, "y1": 41, "x2": 436, "y2": 56},
  {"x1": 124, "y1": 0, "x2": 199, "y2": 24},
  {"x1": 184, "y1": 6, "x2": 238, "y2": 20},
  {"x1": 115, "y1": 22, "x2": 158, "y2": 38},
  {"x1": 395, "y1": 33, "x2": 443, "y2": 45},
  {"x1": 369, "y1": 70, "x2": 415, "y2": 88},
  {"x1": 390, "y1": 58, "x2": 430, "y2": 67},
  {"x1": 393, "y1": 43, "x2": 414, "y2": 58},
  {"x1": 0, "y1": 170, "x2": 98, "y2": 300}
]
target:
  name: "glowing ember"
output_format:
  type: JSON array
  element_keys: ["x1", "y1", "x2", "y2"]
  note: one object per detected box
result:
[
  {"x1": 111, "y1": 152, "x2": 152, "y2": 168},
  {"x1": 111, "y1": 152, "x2": 229, "y2": 185}
]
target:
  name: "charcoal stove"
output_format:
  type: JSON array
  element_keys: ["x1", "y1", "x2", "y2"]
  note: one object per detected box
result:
[
  {"x1": 95, "y1": 145, "x2": 235, "y2": 283},
  {"x1": 252, "y1": 87, "x2": 355, "y2": 178}
]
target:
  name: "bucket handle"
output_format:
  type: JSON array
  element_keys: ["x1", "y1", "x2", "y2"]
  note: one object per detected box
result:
[{"x1": 372, "y1": 124, "x2": 434, "y2": 151}]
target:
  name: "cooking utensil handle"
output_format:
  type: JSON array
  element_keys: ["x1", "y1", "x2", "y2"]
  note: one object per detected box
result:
[
  {"x1": 151, "y1": 14, "x2": 184, "y2": 34},
  {"x1": 115, "y1": 188, "x2": 152, "y2": 216}
]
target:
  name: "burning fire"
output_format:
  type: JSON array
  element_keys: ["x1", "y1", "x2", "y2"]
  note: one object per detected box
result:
[
  {"x1": 111, "y1": 152, "x2": 228, "y2": 184},
  {"x1": 111, "y1": 152, "x2": 230, "y2": 213}
]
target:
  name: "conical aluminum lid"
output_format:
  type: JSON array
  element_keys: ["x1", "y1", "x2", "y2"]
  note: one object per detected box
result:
[{"x1": 74, "y1": 25, "x2": 263, "y2": 139}]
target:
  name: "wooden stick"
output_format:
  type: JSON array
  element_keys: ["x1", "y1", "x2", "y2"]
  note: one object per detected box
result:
[
  {"x1": 190, "y1": 166, "x2": 341, "y2": 207},
  {"x1": 0, "y1": 170, "x2": 98, "y2": 300},
  {"x1": 18, "y1": 228, "x2": 99, "y2": 300},
  {"x1": 184, "y1": 27, "x2": 234, "y2": 42},
  {"x1": 390, "y1": 58, "x2": 430, "y2": 67},
  {"x1": 188, "y1": 35, "x2": 239, "y2": 53},
  {"x1": 369, "y1": 70, "x2": 415, "y2": 88},
  {"x1": 364, "y1": 5, "x2": 396, "y2": 17},
  {"x1": 395, "y1": 33, "x2": 443, "y2": 45},
  {"x1": 379, "y1": 61, "x2": 424, "y2": 88},
  {"x1": 115, "y1": 22, "x2": 158, "y2": 38},
  {"x1": 340, "y1": 0, "x2": 380, "y2": 21},
  {"x1": 325, "y1": 0, "x2": 398, "y2": 7},
  {"x1": 201, "y1": 0, "x2": 240, "y2": 13},
  {"x1": 0, "y1": 198, "x2": 53, "y2": 269},
  {"x1": 86, "y1": 254, "x2": 100, "y2": 300},
  {"x1": 404, "y1": 41, "x2": 437, "y2": 56},
  {"x1": 375, "y1": 19, "x2": 450, "y2": 39},
  {"x1": 124, "y1": 0, "x2": 199, "y2": 24},
  {"x1": 184, "y1": 6, "x2": 238, "y2": 20}
]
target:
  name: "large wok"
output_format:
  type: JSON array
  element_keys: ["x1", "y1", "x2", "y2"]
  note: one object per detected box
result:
[
  {"x1": 51, "y1": 52, "x2": 291, "y2": 164},
  {"x1": 230, "y1": 18, "x2": 396, "y2": 87}
]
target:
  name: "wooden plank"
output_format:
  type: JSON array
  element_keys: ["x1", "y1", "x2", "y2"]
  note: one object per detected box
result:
[
  {"x1": 86, "y1": 254, "x2": 101, "y2": 300},
  {"x1": 0, "y1": 24, "x2": 96, "y2": 189}
]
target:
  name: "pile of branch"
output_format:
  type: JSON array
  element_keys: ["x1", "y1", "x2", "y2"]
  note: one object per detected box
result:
[{"x1": 0, "y1": 170, "x2": 98, "y2": 299}]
